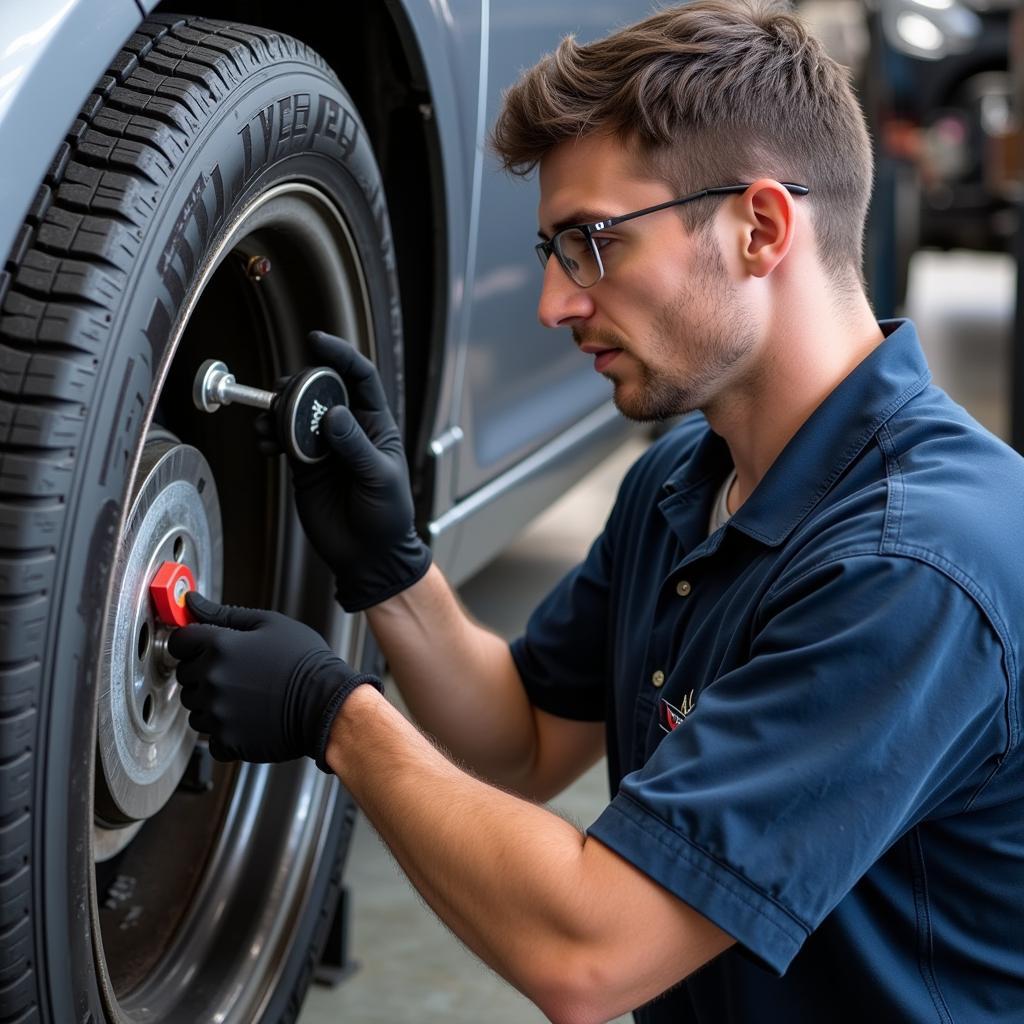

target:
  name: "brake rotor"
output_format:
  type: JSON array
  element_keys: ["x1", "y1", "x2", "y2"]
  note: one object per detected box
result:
[{"x1": 94, "y1": 432, "x2": 223, "y2": 849}]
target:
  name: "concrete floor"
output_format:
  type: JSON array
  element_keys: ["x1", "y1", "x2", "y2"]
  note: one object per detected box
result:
[{"x1": 298, "y1": 247, "x2": 1016, "y2": 1024}]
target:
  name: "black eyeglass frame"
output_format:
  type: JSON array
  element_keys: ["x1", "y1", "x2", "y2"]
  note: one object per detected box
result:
[{"x1": 535, "y1": 182, "x2": 811, "y2": 288}]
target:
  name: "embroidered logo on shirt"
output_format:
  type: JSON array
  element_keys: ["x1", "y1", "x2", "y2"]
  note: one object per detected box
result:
[{"x1": 658, "y1": 690, "x2": 696, "y2": 733}]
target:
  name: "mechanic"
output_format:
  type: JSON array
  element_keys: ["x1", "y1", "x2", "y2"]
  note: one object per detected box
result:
[{"x1": 167, "y1": 1, "x2": 1024, "y2": 1021}]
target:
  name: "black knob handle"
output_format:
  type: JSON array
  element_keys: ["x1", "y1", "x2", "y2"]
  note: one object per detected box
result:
[{"x1": 273, "y1": 368, "x2": 349, "y2": 463}]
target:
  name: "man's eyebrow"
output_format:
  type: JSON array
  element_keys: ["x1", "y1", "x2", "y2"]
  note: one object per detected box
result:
[{"x1": 537, "y1": 209, "x2": 613, "y2": 240}]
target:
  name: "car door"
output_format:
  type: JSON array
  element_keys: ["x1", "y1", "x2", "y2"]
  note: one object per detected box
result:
[{"x1": 451, "y1": 1, "x2": 656, "y2": 499}]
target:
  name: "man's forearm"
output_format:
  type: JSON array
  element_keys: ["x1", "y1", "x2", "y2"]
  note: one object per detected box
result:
[
  {"x1": 365, "y1": 564, "x2": 538, "y2": 787},
  {"x1": 326, "y1": 684, "x2": 590, "y2": 1012},
  {"x1": 325, "y1": 685, "x2": 732, "y2": 1024}
]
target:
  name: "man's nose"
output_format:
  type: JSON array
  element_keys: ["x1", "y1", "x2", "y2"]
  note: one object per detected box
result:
[{"x1": 537, "y1": 258, "x2": 595, "y2": 329}]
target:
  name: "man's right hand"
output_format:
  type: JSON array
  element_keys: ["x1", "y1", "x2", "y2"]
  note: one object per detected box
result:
[{"x1": 264, "y1": 330, "x2": 432, "y2": 612}]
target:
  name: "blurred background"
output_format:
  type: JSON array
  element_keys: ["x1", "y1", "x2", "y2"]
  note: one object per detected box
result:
[
  {"x1": 808, "y1": 0, "x2": 1023, "y2": 443},
  {"x1": 301, "y1": 2, "x2": 1024, "y2": 1020}
]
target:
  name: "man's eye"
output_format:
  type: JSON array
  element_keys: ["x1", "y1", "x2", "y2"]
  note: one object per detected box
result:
[{"x1": 593, "y1": 236, "x2": 615, "y2": 250}]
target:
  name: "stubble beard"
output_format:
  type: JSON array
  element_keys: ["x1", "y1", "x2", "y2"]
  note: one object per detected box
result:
[{"x1": 611, "y1": 242, "x2": 759, "y2": 423}]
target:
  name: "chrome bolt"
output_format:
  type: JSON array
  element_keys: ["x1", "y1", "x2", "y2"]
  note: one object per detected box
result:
[{"x1": 193, "y1": 359, "x2": 276, "y2": 414}]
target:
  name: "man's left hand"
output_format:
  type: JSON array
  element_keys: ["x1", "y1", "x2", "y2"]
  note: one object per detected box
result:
[{"x1": 167, "y1": 592, "x2": 381, "y2": 770}]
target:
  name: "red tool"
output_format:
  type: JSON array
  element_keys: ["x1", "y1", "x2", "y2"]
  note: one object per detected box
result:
[{"x1": 150, "y1": 562, "x2": 196, "y2": 627}]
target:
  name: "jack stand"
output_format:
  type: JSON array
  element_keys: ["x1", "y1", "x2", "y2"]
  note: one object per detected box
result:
[
  {"x1": 314, "y1": 886, "x2": 360, "y2": 987},
  {"x1": 179, "y1": 739, "x2": 214, "y2": 793}
]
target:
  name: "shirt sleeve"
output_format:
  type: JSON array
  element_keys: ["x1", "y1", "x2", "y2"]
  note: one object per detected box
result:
[
  {"x1": 587, "y1": 552, "x2": 1010, "y2": 974},
  {"x1": 509, "y1": 525, "x2": 613, "y2": 722}
]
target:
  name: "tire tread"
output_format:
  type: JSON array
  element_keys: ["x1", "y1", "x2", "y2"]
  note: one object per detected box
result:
[
  {"x1": 0, "y1": 16, "x2": 229, "y2": 1019},
  {"x1": 0, "y1": 15, "x2": 351, "y2": 1020}
]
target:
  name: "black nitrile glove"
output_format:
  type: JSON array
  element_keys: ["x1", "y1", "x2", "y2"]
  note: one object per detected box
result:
[
  {"x1": 255, "y1": 331, "x2": 432, "y2": 612},
  {"x1": 167, "y1": 591, "x2": 382, "y2": 772}
]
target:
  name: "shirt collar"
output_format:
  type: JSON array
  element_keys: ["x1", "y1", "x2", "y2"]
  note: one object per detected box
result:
[{"x1": 661, "y1": 318, "x2": 931, "y2": 547}]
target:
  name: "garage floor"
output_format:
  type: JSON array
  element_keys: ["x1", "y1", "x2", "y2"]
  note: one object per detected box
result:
[{"x1": 298, "y1": 248, "x2": 1016, "y2": 1024}]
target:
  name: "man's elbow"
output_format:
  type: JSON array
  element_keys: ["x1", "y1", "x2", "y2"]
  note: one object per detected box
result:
[{"x1": 526, "y1": 947, "x2": 638, "y2": 1024}]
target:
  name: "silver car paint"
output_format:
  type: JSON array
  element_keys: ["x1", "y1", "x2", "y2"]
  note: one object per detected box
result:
[
  {"x1": 0, "y1": 0, "x2": 143, "y2": 267},
  {"x1": 451, "y1": 2, "x2": 651, "y2": 500}
]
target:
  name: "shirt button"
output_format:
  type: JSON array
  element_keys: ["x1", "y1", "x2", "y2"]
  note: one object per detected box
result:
[
  {"x1": 651, "y1": 670, "x2": 665, "y2": 687},
  {"x1": 676, "y1": 580, "x2": 692, "y2": 597}
]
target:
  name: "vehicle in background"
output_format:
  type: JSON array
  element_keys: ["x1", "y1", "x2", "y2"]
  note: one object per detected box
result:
[{"x1": 0, "y1": 3, "x2": 650, "y2": 1022}]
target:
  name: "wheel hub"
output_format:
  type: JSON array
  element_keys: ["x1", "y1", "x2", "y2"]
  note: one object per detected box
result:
[{"x1": 95, "y1": 433, "x2": 223, "y2": 847}]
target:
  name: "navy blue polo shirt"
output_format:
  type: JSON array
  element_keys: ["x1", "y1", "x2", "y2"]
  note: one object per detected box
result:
[{"x1": 510, "y1": 319, "x2": 1024, "y2": 1023}]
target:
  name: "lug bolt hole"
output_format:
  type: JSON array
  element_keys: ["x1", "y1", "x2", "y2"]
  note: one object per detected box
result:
[
  {"x1": 143, "y1": 694, "x2": 154, "y2": 724},
  {"x1": 173, "y1": 536, "x2": 185, "y2": 561},
  {"x1": 138, "y1": 621, "x2": 150, "y2": 661}
]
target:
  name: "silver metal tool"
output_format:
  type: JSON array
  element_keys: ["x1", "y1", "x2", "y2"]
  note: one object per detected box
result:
[
  {"x1": 192, "y1": 358, "x2": 348, "y2": 463},
  {"x1": 193, "y1": 360, "x2": 274, "y2": 413}
]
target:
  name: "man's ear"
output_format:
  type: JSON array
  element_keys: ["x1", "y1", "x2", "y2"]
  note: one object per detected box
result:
[{"x1": 732, "y1": 179, "x2": 797, "y2": 279}]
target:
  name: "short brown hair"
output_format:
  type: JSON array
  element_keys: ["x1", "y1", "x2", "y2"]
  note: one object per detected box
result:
[{"x1": 491, "y1": 0, "x2": 873, "y2": 299}]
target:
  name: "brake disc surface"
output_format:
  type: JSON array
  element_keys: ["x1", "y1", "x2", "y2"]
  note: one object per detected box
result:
[{"x1": 95, "y1": 436, "x2": 223, "y2": 835}]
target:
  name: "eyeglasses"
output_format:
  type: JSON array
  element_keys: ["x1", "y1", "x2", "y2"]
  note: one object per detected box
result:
[{"x1": 535, "y1": 182, "x2": 810, "y2": 288}]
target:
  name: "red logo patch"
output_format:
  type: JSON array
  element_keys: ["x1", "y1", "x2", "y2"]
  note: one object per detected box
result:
[{"x1": 658, "y1": 690, "x2": 696, "y2": 733}]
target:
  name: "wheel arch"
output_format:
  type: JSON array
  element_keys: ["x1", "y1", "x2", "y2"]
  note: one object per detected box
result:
[{"x1": 144, "y1": 0, "x2": 452, "y2": 497}]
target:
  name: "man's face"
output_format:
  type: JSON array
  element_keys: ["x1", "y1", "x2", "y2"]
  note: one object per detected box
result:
[{"x1": 536, "y1": 134, "x2": 761, "y2": 421}]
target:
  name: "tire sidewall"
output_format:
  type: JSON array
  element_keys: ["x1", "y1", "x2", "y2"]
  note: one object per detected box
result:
[{"x1": 39, "y1": 42, "x2": 400, "y2": 1021}]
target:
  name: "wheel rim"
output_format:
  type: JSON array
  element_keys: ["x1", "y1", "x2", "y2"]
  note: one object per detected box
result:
[{"x1": 91, "y1": 179, "x2": 376, "y2": 1021}]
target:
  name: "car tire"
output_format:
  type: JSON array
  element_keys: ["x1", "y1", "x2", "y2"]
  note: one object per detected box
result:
[{"x1": 0, "y1": 14, "x2": 401, "y2": 1023}]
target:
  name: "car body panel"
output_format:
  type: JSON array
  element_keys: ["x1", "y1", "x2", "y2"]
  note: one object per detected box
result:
[
  {"x1": 429, "y1": 401, "x2": 633, "y2": 585},
  {"x1": 0, "y1": 0, "x2": 142, "y2": 267},
  {"x1": 375, "y1": 0, "x2": 488, "y2": 515},
  {"x1": 448, "y1": 1, "x2": 652, "y2": 500}
]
